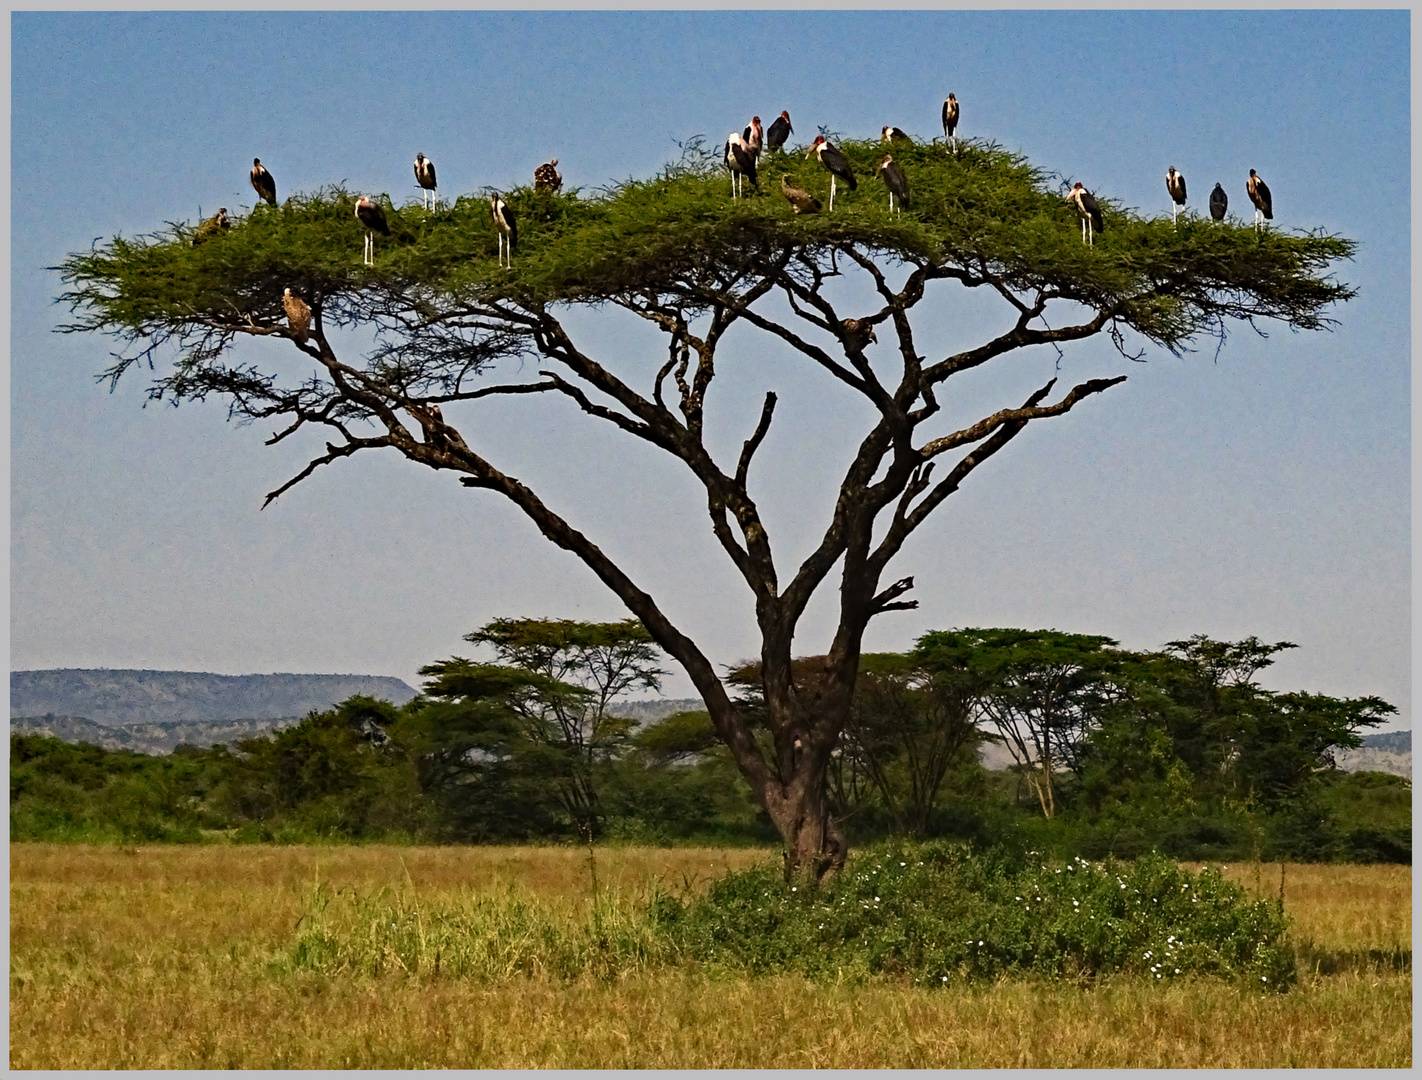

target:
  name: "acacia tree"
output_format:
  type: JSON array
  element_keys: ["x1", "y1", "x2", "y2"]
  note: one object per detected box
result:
[{"x1": 57, "y1": 137, "x2": 1355, "y2": 879}]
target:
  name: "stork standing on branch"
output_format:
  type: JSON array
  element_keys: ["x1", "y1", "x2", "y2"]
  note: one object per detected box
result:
[
  {"x1": 808, "y1": 135, "x2": 855, "y2": 211},
  {"x1": 413, "y1": 153, "x2": 437, "y2": 210},
  {"x1": 534, "y1": 158, "x2": 562, "y2": 192},
  {"x1": 881, "y1": 125, "x2": 910, "y2": 145},
  {"x1": 876, "y1": 154, "x2": 910, "y2": 213},
  {"x1": 742, "y1": 116, "x2": 764, "y2": 163},
  {"x1": 1068, "y1": 182, "x2": 1104, "y2": 245},
  {"x1": 1210, "y1": 182, "x2": 1228, "y2": 223},
  {"x1": 1166, "y1": 166, "x2": 1187, "y2": 226},
  {"x1": 490, "y1": 191, "x2": 517, "y2": 268},
  {"x1": 779, "y1": 173, "x2": 820, "y2": 214},
  {"x1": 942, "y1": 93, "x2": 959, "y2": 150},
  {"x1": 765, "y1": 110, "x2": 793, "y2": 153},
  {"x1": 354, "y1": 196, "x2": 388, "y2": 265},
  {"x1": 1247, "y1": 169, "x2": 1273, "y2": 231},
  {"x1": 725, "y1": 131, "x2": 758, "y2": 198},
  {"x1": 250, "y1": 159, "x2": 276, "y2": 206}
]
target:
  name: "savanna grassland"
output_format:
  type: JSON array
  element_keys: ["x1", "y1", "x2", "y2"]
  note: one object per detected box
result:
[{"x1": 9, "y1": 843, "x2": 1411, "y2": 1069}]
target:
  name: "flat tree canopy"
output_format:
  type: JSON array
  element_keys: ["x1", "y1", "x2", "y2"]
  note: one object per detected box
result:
[{"x1": 57, "y1": 136, "x2": 1355, "y2": 878}]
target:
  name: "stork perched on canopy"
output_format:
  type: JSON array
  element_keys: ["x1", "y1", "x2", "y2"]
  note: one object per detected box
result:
[
  {"x1": 808, "y1": 135, "x2": 855, "y2": 211},
  {"x1": 533, "y1": 158, "x2": 562, "y2": 192},
  {"x1": 490, "y1": 192, "x2": 517, "y2": 268},
  {"x1": 741, "y1": 116, "x2": 764, "y2": 162},
  {"x1": 942, "y1": 94, "x2": 959, "y2": 150},
  {"x1": 1247, "y1": 169, "x2": 1272, "y2": 230},
  {"x1": 881, "y1": 125, "x2": 911, "y2": 145},
  {"x1": 766, "y1": 111, "x2": 793, "y2": 153},
  {"x1": 779, "y1": 174, "x2": 820, "y2": 214},
  {"x1": 191, "y1": 207, "x2": 230, "y2": 246},
  {"x1": 355, "y1": 196, "x2": 389, "y2": 265},
  {"x1": 413, "y1": 153, "x2": 437, "y2": 210},
  {"x1": 1209, "y1": 182, "x2": 1228, "y2": 223},
  {"x1": 250, "y1": 159, "x2": 276, "y2": 206},
  {"x1": 725, "y1": 131, "x2": 758, "y2": 198},
  {"x1": 1067, "y1": 182, "x2": 1104, "y2": 246},
  {"x1": 876, "y1": 155, "x2": 910, "y2": 213},
  {"x1": 1166, "y1": 166, "x2": 1187, "y2": 225},
  {"x1": 282, "y1": 288, "x2": 311, "y2": 344}
]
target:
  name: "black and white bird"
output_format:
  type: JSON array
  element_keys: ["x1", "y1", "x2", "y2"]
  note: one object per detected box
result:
[
  {"x1": 808, "y1": 135, "x2": 855, "y2": 211},
  {"x1": 725, "y1": 131, "x2": 758, "y2": 198},
  {"x1": 250, "y1": 159, "x2": 276, "y2": 206},
  {"x1": 942, "y1": 93, "x2": 960, "y2": 150},
  {"x1": 1068, "y1": 182, "x2": 1104, "y2": 246},
  {"x1": 766, "y1": 111, "x2": 793, "y2": 153},
  {"x1": 1247, "y1": 169, "x2": 1273, "y2": 230},
  {"x1": 533, "y1": 158, "x2": 563, "y2": 192},
  {"x1": 191, "y1": 207, "x2": 230, "y2": 246},
  {"x1": 741, "y1": 116, "x2": 764, "y2": 162},
  {"x1": 413, "y1": 153, "x2": 437, "y2": 210},
  {"x1": 1166, "y1": 166, "x2": 1187, "y2": 225},
  {"x1": 490, "y1": 192, "x2": 517, "y2": 268},
  {"x1": 876, "y1": 154, "x2": 910, "y2": 213},
  {"x1": 282, "y1": 288, "x2": 311, "y2": 344},
  {"x1": 355, "y1": 196, "x2": 389, "y2": 265},
  {"x1": 779, "y1": 173, "x2": 820, "y2": 214},
  {"x1": 1209, "y1": 182, "x2": 1228, "y2": 223},
  {"x1": 881, "y1": 125, "x2": 911, "y2": 145}
]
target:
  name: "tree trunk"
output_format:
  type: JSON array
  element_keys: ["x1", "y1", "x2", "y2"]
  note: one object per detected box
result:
[{"x1": 764, "y1": 772, "x2": 847, "y2": 882}]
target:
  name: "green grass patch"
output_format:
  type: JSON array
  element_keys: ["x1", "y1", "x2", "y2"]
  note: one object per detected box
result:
[{"x1": 279, "y1": 841, "x2": 1294, "y2": 990}]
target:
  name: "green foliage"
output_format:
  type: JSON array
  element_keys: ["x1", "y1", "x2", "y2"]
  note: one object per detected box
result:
[
  {"x1": 58, "y1": 139, "x2": 1356, "y2": 392},
  {"x1": 9, "y1": 733, "x2": 217, "y2": 842},
  {"x1": 660, "y1": 841, "x2": 1295, "y2": 989}
]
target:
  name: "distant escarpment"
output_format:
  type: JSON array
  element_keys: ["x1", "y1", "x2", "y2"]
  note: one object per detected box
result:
[{"x1": 10, "y1": 669, "x2": 418, "y2": 725}]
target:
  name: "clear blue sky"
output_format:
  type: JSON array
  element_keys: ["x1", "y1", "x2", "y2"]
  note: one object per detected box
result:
[{"x1": 9, "y1": 11, "x2": 1411, "y2": 729}]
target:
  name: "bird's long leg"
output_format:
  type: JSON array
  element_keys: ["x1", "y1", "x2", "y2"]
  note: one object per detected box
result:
[
  {"x1": 830, "y1": 175, "x2": 836, "y2": 212},
  {"x1": 1089, "y1": 220, "x2": 1094, "y2": 246}
]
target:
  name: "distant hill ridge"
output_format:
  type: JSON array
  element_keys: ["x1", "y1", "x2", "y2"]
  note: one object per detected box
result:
[{"x1": 10, "y1": 669, "x2": 418, "y2": 726}]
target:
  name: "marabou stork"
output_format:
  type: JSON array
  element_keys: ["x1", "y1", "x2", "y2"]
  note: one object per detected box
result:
[
  {"x1": 881, "y1": 125, "x2": 911, "y2": 145},
  {"x1": 490, "y1": 192, "x2": 517, "y2": 268},
  {"x1": 413, "y1": 153, "x2": 437, "y2": 210},
  {"x1": 779, "y1": 174, "x2": 821, "y2": 214},
  {"x1": 282, "y1": 288, "x2": 311, "y2": 344},
  {"x1": 191, "y1": 207, "x2": 230, "y2": 246},
  {"x1": 1247, "y1": 169, "x2": 1272, "y2": 230},
  {"x1": 725, "y1": 132, "x2": 758, "y2": 198},
  {"x1": 876, "y1": 154, "x2": 910, "y2": 213},
  {"x1": 534, "y1": 158, "x2": 563, "y2": 192},
  {"x1": 942, "y1": 94, "x2": 959, "y2": 150},
  {"x1": 766, "y1": 111, "x2": 793, "y2": 153},
  {"x1": 1209, "y1": 182, "x2": 1228, "y2": 223},
  {"x1": 1068, "y1": 183, "x2": 1104, "y2": 246},
  {"x1": 355, "y1": 196, "x2": 389, "y2": 265},
  {"x1": 809, "y1": 136, "x2": 855, "y2": 211},
  {"x1": 741, "y1": 116, "x2": 764, "y2": 162},
  {"x1": 1166, "y1": 166, "x2": 1187, "y2": 225},
  {"x1": 250, "y1": 159, "x2": 276, "y2": 206}
]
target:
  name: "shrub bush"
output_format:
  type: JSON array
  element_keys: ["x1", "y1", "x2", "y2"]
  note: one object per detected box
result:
[{"x1": 658, "y1": 840, "x2": 1295, "y2": 989}]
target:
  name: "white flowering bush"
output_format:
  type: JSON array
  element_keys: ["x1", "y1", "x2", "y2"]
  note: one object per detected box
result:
[{"x1": 657, "y1": 840, "x2": 1295, "y2": 988}]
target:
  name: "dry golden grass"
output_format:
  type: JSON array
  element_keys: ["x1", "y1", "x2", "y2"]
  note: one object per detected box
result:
[{"x1": 10, "y1": 844, "x2": 1412, "y2": 1068}]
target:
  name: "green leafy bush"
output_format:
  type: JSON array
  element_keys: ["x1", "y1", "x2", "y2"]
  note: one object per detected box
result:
[{"x1": 659, "y1": 840, "x2": 1295, "y2": 989}]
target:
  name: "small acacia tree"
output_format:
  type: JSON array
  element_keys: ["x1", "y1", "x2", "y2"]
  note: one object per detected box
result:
[{"x1": 57, "y1": 136, "x2": 1355, "y2": 879}]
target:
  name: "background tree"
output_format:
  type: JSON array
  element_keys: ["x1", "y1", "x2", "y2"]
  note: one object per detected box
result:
[
  {"x1": 833, "y1": 652, "x2": 985, "y2": 837},
  {"x1": 915, "y1": 629, "x2": 1125, "y2": 819},
  {"x1": 58, "y1": 137, "x2": 1356, "y2": 878},
  {"x1": 413, "y1": 617, "x2": 664, "y2": 839}
]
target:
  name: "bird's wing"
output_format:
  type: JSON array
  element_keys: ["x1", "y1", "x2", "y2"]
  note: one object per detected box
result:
[{"x1": 1256, "y1": 180, "x2": 1272, "y2": 215}]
